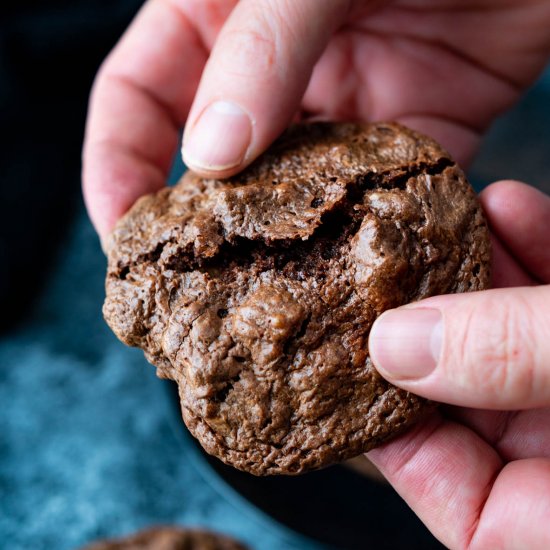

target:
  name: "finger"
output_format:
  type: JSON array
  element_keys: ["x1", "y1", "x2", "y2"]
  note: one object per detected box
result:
[
  {"x1": 446, "y1": 407, "x2": 550, "y2": 461},
  {"x1": 83, "y1": 0, "x2": 215, "y2": 239},
  {"x1": 298, "y1": 28, "x2": 482, "y2": 167},
  {"x1": 368, "y1": 414, "x2": 503, "y2": 550},
  {"x1": 481, "y1": 180, "x2": 550, "y2": 283},
  {"x1": 369, "y1": 286, "x2": 550, "y2": 409},
  {"x1": 470, "y1": 459, "x2": 550, "y2": 549},
  {"x1": 368, "y1": 418, "x2": 550, "y2": 549},
  {"x1": 181, "y1": 0, "x2": 351, "y2": 178},
  {"x1": 301, "y1": 30, "x2": 483, "y2": 167},
  {"x1": 301, "y1": 18, "x2": 518, "y2": 168},
  {"x1": 489, "y1": 233, "x2": 535, "y2": 288}
]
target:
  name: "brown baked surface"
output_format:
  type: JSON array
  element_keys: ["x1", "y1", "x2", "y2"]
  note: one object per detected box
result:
[
  {"x1": 82, "y1": 526, "x2": 248, "y2": 550},
  {"x1": 103, "y1": 122, "x2": 490, "y2": 475}
]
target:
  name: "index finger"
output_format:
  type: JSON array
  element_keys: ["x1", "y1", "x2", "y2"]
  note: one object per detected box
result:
[
  {"x1": 368, "y1": 415, "x2": 550, "y2": 549},
  {"x1": 82, "y1": 0, "x2": 229, "y2": 239},
  {"x1": 481, "y1": 180, "x2": 550, "y2": 284}
]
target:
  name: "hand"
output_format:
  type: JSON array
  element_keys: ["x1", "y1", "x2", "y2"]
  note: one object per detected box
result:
[
  {"x1": 82, "y1": 0, "x2": 550, "y2": 240},
  {"x1": 367, "y1": 180, "x2": 550, "y2": 549}
]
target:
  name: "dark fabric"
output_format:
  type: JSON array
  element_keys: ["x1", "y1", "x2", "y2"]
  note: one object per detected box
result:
[{"x1": 0, "y1": 0, "x2": 143, "y2": 330}]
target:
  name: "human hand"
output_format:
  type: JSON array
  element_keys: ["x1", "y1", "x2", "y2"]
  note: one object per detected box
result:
[
  {"x1": 82, "y1": 0, "x2": 550, "y2": 240},
  {"x1": 367, "y1": 180, "x2": 550, "y2": 549}
]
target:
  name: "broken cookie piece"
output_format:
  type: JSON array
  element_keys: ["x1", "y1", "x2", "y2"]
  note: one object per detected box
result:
[
  {"x1": 81, "y1": 526, "x2": 248, "y2": 550},
  {"x1": 103, "y1": 122, "x2": 490, "y2": 475}
]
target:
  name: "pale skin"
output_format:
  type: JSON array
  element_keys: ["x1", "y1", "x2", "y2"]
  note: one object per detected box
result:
[{"x1": 82, "y1": 1, "x2": 550, "y2": 548}]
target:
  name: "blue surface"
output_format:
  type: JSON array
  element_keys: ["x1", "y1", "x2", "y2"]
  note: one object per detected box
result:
[
  {"x1": 0, "y1": 211, "x2": 311, "y2": 550},
  {"x1": 1, "y1": 66, "x2": 549, "y2": 550}
]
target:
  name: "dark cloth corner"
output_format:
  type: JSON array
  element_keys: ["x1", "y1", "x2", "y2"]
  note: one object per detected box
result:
[{"x1": 0, "y1": 0, "x2": 143, "y2": 330}]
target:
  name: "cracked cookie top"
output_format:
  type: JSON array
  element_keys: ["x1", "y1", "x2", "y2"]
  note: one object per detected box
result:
[{"x1": 103, "y1": 122, "x2": 491, "y2": 475}]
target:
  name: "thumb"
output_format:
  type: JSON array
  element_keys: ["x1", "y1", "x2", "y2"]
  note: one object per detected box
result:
[
  {"x1": 368, "y1": 286, "x2": 550, "y2": 409},
  {"x1": 182, "y1": 0, "x2": 352, "y2": 178}
]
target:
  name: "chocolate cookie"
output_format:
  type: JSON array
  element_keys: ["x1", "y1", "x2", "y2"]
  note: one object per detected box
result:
[
  {"x1": 104, "y1": 122, "x2": 490, "y2": 475},
  {"x1": 82, "y1": 526, "x2": 248, "y2": 550}
]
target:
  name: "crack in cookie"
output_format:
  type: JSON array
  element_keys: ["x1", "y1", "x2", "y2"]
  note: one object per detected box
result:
[{"x1": 103, "y1": 122, "x2": 490, "y2": 475}]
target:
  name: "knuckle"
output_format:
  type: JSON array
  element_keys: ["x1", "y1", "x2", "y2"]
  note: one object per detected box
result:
[
  {"x1": 458, "y1": 298, "x2": 536, "y2": 402},
  {"x1": 214, "y1": 0, "x2": 307, "y2": 82},
  {"x1": 218, "y1": 15, "x2": 280, "y2": 79}
]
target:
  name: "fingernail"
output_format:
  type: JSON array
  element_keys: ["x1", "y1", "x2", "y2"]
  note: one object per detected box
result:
[
  {"x1": 369, "y1": 308, "x2": 443, "y2": 380},
  {"x1": 183, "y1": 101, "x2": 252, "y2": 172}
]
